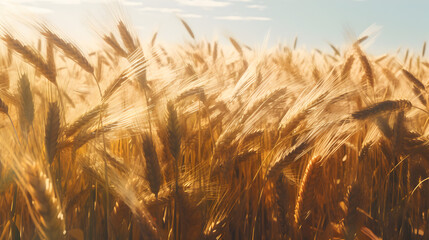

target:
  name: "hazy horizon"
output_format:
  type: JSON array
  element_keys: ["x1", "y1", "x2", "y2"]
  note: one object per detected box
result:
[{"x1": 0, "y1": 0, "x2": 428, "y2": 56}]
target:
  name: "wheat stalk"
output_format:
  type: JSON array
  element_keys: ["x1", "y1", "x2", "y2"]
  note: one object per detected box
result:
[{"x1": 0, "y1": 97, "x2": 8, "y2": 114}]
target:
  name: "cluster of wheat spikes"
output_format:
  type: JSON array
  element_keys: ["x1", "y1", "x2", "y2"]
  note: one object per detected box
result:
[{"x1": 0, "y1": 12, "x2": 429, "y2": 240}]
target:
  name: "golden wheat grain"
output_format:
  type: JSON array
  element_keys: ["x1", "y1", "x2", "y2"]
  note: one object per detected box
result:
[
  {"x1": 402, "y1": 69, "x2": 426, "y2": 91},
  {"x1": 103, "y1": 33, "x2": 128, "y2": 57},
  {"x1": 22, "y1": 163, "x2": 65, "y2": 240},
  {"x1": 64, "y1": 103, "x2": 106, "y2": 137},
  {"x1": 118, "y1": 20, "x2": 137, "y2": 53},
  {"x1": 72, "y1": 122, "x2": 116, "y2": 151},
  {"x1": 45, "y1": 102, "x2": 60, "y2": 165},
  {"x1": 1, "y1": 12, "x2": 429, "y2": 240},
  {"x1": 18, "y1": 74, "x2": 35, "y2": 132},
  {"x1": 294, "y1": 155, "x2": 322, "y2": 226},
  {"x1": 357, "y1": 50, "x2": 374, "y2": 89},
  {"x1": 374, "y1": 54, "x2": 388, "y2": 63},
  {"x1": 351, "y1": 100, "x2": 411, "y2": 120},
  {"x1": 356, "y1": 35, "x2": 368, "y2": 45},
  {"x1": 46, "y1": 39, "x2": 57, "y2": 80},
  {"x1": 229, "y1": 37, "x2": 243, "y2": 56},
  {"x1": 329, "y1": 43, "x2": 341, "y2": 56},
  {"x1": 180, "y1": 18, "x2": 195, "y2": 40},
  {"x1": 41, "y1": 28, "x2": 94, "y2": 74},
  {"x1": 175, "y1": 87, "x2": 205, "y2": 103},
  {"x1": 240, "y1": 87, "x2": 287, "y2": 124},
  {"x1": 404, "y1": 49, "x2": 409, "y2": 63},
  {"x1": 142, "y1": 133, "x2": 162, "y2": 198},
  {"x1": 212, "y1": 41, "x2": 218, "y2": 61},
  {"x1": 293, "y1": 36, "x2": 298, "y2": 50},
  {"x1": 2, "y1": 34, "x2": 56, "y2": 84},
  {"x1": 167, "y1": 101, "x2": 182, "y2": 160},
  {"x1": 102, "y1": 71, "x2": 129, "y2": 101},
  {"x1": 341, "y1": 55, "x2": 355, "y2": 79},
  {"x1": 343, "y1": 183, "x2": 363, "y2": 240},
  {"x1": 151, "y1": 32, "x2": 158, "y2": 46},
  {"x1": 267, "y1": 141, "x2": 308, "y2": 180}
]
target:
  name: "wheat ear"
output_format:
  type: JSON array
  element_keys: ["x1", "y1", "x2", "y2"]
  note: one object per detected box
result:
[
  {"x1": 2, "y1": 34, "x2": 56, "y2": 84},
  {"x1": 23, "y1": 163, "x2": 65, "y2": 240},
  {"x1": 267, "y1": 141, "x2": 308, "y2": 180},
  {"x1": 18, "y1": 74, "x2": 35, "y2": 133},
  {"x1": 117, "y1": 20, "x2": 137, "y2": 53},
  {"x1": 351, "y1": 100, "x2": 411, "y2": 120},
  {"x1": 179, "y1": 18, "x2": 195, "y2": 40},
  {"x1": 41, "y1": 28, "x2": 94, "y2": 74},
  {"x1": 64, "y1": 103, "x2": 106, "y2": 137},
  {"x1": 142, "y1": 133, "x2": 162, "y2": 198},
  {"x1": 229, "y1": 37, "x2": 243, "y2": 56},
  {"x1": 294, "y1": 155, "x2": 322, "y2": 226},
  {"x1": 103, "y1": 33, "x2": 128, "y2": 57},
  {"x1": 402, "y1": 69, "x2": 426, "y2": 91},
  {"x1": 343, "y1": 183, "x2": 363, "y2": 240},
  {"x1": 45, "y1": 102, "x2": 60, "y2": 165}
]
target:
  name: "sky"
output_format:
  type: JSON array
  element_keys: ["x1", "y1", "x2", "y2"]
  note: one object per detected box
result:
[{"x1": 0, "y1": 0, "x2": 428, "y2": 55}]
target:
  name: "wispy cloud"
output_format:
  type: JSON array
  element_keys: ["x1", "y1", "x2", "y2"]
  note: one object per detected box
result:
[
  {"x1": 175, "y1": 0, "x2": 231, "y2": 8},
  {"x1": 247, "y1": 4, "x2": 266, "y2": 10},
  {"x1": 123, "y1": 0, "x2": 143, "y2": 6},
  {"x1": 2, "y1": 0, "x2": 91, "y2": 4},
  {"x1": 134, "y1": 25, "x2": 146, "y2": 30},
  {"x1": 2, "y1": 0, "x2": 125, "y2": 4},
  {"x1": 215, "y1": 16, "x2": 271, "y2": 21},
  {"x1": 14, "y1": 0, "x2": 81, "y2": 4},
  {"x1": 0, "y1": 2, "x2": 52, "y2": 14},
  {"x1": 24, "y1": 6, "x2": 52, "y2": 14},
  {"x1": 178, "y1": 13, "x2": 203, "y2": 18},
  {"x1": 140, "y1": 7, "x2": 183, "y2": 13}
]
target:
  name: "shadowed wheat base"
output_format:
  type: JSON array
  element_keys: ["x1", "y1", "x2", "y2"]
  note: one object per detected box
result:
[{"x1": 0, "y1": 13, "x2": 428, "y2": 240}]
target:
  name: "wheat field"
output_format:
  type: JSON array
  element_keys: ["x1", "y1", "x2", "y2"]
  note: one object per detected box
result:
[{"x1": 0, "y1": 13, "x2": 428, "y2": 240}]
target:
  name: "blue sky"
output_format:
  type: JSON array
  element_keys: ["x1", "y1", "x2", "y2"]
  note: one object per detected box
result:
[{"x1": 0, "y1": 0, "x2": 428, "y2": 55}]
